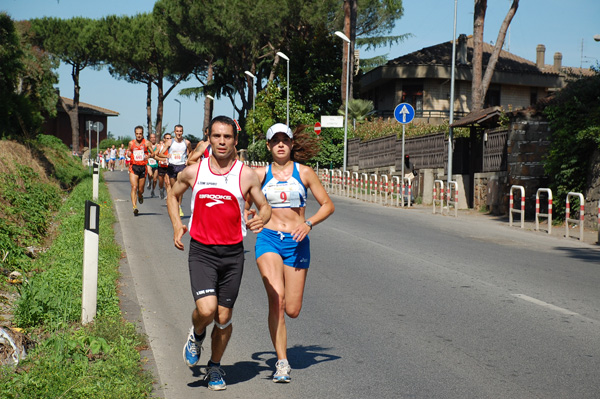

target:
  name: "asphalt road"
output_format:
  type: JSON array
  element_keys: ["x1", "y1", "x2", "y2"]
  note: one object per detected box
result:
[{"x1": 105, "y1": 170, "x2": 600, "y2": 399}]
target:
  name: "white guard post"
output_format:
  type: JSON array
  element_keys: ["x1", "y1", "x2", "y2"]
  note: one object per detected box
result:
[
  {"x1": 92, "y1": 162, "x2": 99, "y2": 201},
  {"x1": 565, "y1": 192, "x2": 584, "y2": 241},
  {"x1": 361, "y1": 173, "x2": 368, "y2": 201},
  {"x1": 343, "y1": 171, "x2": 350, "y2": 197},
  {"x1": 403, "y1": 176, "x2": 413, "y2": 208},
  {"x1": 370, "y1": 174, "x2": 378, "y2": 203},
  {"x1": 335, "y1": 169, "x2": 343, "y2": 195},
  {"x1": 535, "y1": 188, "x2": 553, "y2": 234},
  {"x1": 433, "y1": 180, "x2": 444, "y2": 214},
  {"x1": 446, "y1": 180, "x2": 458, "y2": 217},
  {"x1": 392, "y1": 176, "x2": 400, "y2": 207},
  {"x1": 321, "y1": 169, "x2": 330, "y2": 192},
  {"x1": 509, "y1": 185, "x2": 525, "y2": 229},
  {"x1": 352, "y1": 172, "x2": 359, "y2": 199},
  {"x1": 380, "y1": 175, "x2": 389, "y2": 205},
  {"x1": 82, "y1": 200, "x2": 100, "y2": 324}
]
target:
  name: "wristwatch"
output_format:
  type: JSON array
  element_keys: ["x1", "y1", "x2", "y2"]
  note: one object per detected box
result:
[{"x1": 305, "y1": 220, "x2": 313, "y2": 229}]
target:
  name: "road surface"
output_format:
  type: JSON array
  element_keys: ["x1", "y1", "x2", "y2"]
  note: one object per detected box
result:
[{"x1": 105, "y1": 170, "x2": 600, "y2": 399}]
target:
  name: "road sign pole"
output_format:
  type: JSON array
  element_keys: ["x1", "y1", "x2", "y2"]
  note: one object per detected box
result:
[
  {"x1": 96, "y1": 123, "x2": 99, "y2": 165},
  {"x1": 88, "y1": 123, "x2": 92, "y2": 174},
  {"x1": 401, "y1": 125, "x2": 405, "y2": 180},
  {"x1": 82, "y1": 200, "x2": 100, "y2": 325}
]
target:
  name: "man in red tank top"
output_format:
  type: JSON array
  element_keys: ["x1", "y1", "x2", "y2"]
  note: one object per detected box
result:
[
  {"x1": 127, "y1": 125, "x2": 155, "y2": 216},
  {"x1": 167, "y1": 116, "x2": 271, "y2": 391}
]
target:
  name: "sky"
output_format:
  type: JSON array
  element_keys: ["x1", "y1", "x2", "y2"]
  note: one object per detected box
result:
[{"x1": 3, "y1": 0, "x2": 600, "y2": 140}]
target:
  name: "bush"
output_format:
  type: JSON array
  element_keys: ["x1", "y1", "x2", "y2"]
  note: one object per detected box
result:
[
  {"x1": 14, "y1": 177, "x2": 120, "y2": 329},
  {"x1": 543, "y1": 70, "x2": 600, "y2": 220},
  {"x1": 0, "y1": 162, "x2": 61, "y2": 271},
  {"x1": 33, "y1": 134, "x2": 87, "y2": 188},
  {"x1": 0, "y1": 315, "x2": 152, "y2": 398}
]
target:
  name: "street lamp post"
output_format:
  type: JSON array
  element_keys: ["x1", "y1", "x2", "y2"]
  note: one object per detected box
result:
[
  {"x1": 244, "y1": 71, "x2": 257, "y2": 143},
  {"x1": 335, "y1": 31, "x2": 350, "y2": 172},
  {"x1": 447, "y1": 0, "x2": 458, "y2": 190},
  {"x1": 206, "y1": 95, "x2": 214, "y2": 133},
  {"x1": 225, "y1": 84, "x2": 236, "y2": 119},
  {"x1": 276, "y1": 51, "x2": 290, "y2": 126},
  {"x1": 174, "y1": 99, "x2": 181, "y2": 124}
]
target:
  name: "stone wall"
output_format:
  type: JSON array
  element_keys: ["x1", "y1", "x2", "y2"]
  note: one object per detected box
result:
[
  {"x1": 505, "y1": 113, "x2": 552, "y2": 218},
  {"x1": 585, "y1": 149, "x2": 600, "y2": 230}
]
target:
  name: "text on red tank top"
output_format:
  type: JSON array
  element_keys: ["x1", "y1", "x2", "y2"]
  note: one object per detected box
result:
[
  {"x1": 188, "y1": 159, "x2": 246, "y2": 245},
  {"x1": 130, "y1": 139, "x2": 148, "y2": 165}
]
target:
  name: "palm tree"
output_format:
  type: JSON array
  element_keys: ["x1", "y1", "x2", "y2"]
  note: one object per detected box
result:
[{"x1": 339, "y1": 98, "x2": 375, "y2": 128}]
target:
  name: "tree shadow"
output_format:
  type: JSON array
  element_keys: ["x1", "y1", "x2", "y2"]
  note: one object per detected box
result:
[
  {"x1": 252, "y1": 344, "x2": 341, "y2": 371},
  {"x1": 185, "y1": 345, "x2": 341, "y2": 388},
  {"x1": 553, "y1": 246, "x2": 600, "y2": 264},
  {"x1": 186, "y1": 360, "x2": 267, "y2": 388}
]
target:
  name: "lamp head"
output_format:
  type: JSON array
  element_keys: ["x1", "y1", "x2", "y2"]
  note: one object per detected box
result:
[{"x1": 334, "y1": 31, "x2": 350, "y2": 43}]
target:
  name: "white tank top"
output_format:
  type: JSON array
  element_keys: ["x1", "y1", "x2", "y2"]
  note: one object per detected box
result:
[
  {"x1": 188, "y1": 158, "x2": 246, "y2": 245},
  {"x1": 169, "y1": 139, "x2": 188, "y2": 165}
]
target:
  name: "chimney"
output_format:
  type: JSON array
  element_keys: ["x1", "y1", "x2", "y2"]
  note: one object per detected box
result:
[
  {"x1": 457, "y1": 34, "x2": 468, "y2": 64},
  {"x1": 536, "y1": 44, "x2": 545, "y2": 69},
  {"x1": 553, "y1": 52, "x2": 562, "y2": 72}
]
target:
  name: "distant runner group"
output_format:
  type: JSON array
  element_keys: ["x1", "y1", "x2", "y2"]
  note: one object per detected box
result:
[{"x1": 119, "y1": 116, "x2": 334, "y2": 391}]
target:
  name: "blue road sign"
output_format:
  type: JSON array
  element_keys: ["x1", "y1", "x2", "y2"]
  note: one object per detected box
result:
[{"x1": 394, "y1": 103, "x2": 415, "y2": 124}]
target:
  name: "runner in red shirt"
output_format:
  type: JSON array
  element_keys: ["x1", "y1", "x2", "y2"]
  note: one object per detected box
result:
[
  {"x1": 127, "y1": 125, "x2": 155, "y2": 216},
  {"x1": 167, "y1": 116, "x2": 271, "y2": 391}
]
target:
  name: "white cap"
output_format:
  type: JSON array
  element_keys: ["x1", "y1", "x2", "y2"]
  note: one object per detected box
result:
[{"x1": 266, "y1": 123, "x2": 293, "y2": 141}]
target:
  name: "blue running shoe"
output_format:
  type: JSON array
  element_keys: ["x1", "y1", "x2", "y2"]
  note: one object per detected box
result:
[
  {"x1": 273, "y1": 360, "x2": 291, "y2": 383},
  {"x1": 182, "y1": 327, "x2": 203, "y2": 367},
  {"x1": 205, "y1": 364, "x2": 227, "y2": 391}
]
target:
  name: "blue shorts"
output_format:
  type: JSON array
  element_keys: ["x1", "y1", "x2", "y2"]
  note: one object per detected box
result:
[{"x1": 255, "y1": 228, "x2": 310, "y2": 269}]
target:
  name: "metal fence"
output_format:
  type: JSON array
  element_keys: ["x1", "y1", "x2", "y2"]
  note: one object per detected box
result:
[
  {"x1": 483, "y1": 129, "x2": 508, "y2": 172},
  {"x1": 347, "y1": 128, "x2": 507, "y2": 174}
]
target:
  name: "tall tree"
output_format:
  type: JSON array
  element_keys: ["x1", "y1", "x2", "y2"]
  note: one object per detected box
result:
[
  {"x1": 0, "y1": 14, "x2": 58, "y2": 140},
  {"x1": 100, "y1": 13, "x2": 192, "y2": 136},
  {"x1": 471, "y1": 0, "x2": 519, "y2": 112},
  {"x1": 30, "y1": 17, "x2": 102, "y2": 152},
  {"x1": 340, "y1": 0, "x2": 407, "y2": 101},
  {"x1": 156, "y1": 0, "x2": 294, "y2": 145}
]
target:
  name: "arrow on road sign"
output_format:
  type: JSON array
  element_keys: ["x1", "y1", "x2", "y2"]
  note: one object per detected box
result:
[
  {"x1": 394, "y1": 103, "x2": 415, "y2": 125},
  {"x1": 399, "y1": 105, "x2": 410, "y2": 123}
]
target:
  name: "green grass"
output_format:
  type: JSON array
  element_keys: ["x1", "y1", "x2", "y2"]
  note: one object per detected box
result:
[{"x1": 0, "y1": 138, "x2": 153, "y2": 398}]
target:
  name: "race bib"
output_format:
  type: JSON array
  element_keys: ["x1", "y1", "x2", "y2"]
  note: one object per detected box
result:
[
  {"x1": 133, "y1": 149, "x2": 144, "y2": 161},
  {"x1": 148, "y1": 158, "x2": 157, "y2": 166},
  {"x1": 171, "y1": 152, "x2": 183, "y2": 161},
  {"x1": 265, "y1": 183, "x2": 300, "y2": 207}
]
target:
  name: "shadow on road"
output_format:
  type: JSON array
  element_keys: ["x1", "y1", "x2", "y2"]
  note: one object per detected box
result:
[
  {"x1": 251, "y1": 344, "x2": 341, "y2": 372},
  {"x1": 553, "y1": 246, "x2": 600, "y2": 264},
  {"x1": 186, "y1": 360, "x2": 268, "y2": 388}
]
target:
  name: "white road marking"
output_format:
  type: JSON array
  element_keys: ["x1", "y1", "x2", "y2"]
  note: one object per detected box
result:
[{"x1": 512, "y1": 294, "x2": 579, "y2": 316}]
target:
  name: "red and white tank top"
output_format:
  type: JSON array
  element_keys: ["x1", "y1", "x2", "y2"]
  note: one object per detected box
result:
[
  {"x1": 188, "y1": 158, "x2": 246, "y2": 245},
  {"x1": 129, "y1": 139, "x2": 148, "y2": 166}
]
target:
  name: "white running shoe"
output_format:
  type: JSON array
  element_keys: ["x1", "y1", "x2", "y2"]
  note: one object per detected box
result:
[
  {"x1": 273, "y1": 360, "x2": 291, "y2": 383},
  {"x1": 182, "y1": 327, "x2": 204, "y2": 367}
]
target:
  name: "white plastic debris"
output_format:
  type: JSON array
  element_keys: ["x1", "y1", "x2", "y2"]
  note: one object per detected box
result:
[{"x1": 0, "y1": 327, "x2": 27, "y2": 366}]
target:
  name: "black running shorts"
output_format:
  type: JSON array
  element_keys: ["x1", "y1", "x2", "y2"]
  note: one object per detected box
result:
[
  {"x1": 167, "y1": 163, "x2": 186, "y2": 179},
  {"x1": 158, "y1": 166, "x2": 168, "y2": 176},
  {"x1": 131, "y1": 164, "x2": 147, "y2": 178},
  {"x1": 188, "y1": 239, "x2": 244, "y2": 308}
]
